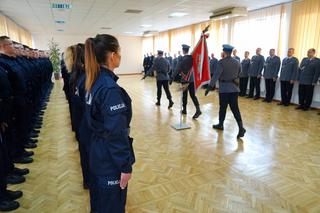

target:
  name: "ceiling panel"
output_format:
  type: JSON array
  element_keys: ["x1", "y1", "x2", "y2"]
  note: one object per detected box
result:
[{"x1": 0, "y1": 0, "x2": 293, "y2": 36}]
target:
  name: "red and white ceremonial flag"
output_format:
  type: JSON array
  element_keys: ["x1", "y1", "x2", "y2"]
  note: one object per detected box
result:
[{"x1": 191, "y1": 33, "x2": 211, "y2": 92}]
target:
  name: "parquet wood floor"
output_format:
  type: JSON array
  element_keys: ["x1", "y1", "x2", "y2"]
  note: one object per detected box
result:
[{"x1": 8, "y1": 75, "x2": 320, "y2": 213}]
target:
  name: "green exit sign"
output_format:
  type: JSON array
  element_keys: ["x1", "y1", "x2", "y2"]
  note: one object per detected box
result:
[{"x1": 51, "y1": 3, "x2": 72, "y2": 9}]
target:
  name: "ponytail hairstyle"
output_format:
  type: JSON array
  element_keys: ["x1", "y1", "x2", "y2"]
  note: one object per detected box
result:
[
  {"x1": 70, "y1": 43, "x2": 85, "y2": 94},
  {"x1": 84, "y1": 34, "x2": 120, "y2": 91},
  {"x1": 64, "y1": 45, "x2": 76, "y2": 73}
]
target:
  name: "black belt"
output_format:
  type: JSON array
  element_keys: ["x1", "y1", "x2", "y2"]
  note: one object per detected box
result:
[{"x1": 220, "y1": 80, "x2": 235, "y2": 83}]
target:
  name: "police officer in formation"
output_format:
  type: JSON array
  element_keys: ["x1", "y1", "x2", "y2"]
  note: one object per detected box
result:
[
  {"x1": 63, "y1": 43, "x2": 92, "y2": 190},
  {"x1": 296, "y1": 48, "x2": 320, "y2": 110},
  {"x1": 143, "y1": 54, "x2": 149, "y2": 74},
  {"x1": 239, "y1": 51, "x2": 250, "y2": 96},
  {"x1": 205, "y1": 45, "x2": 246, "y2": 138},
  {"x1": 172, "y1": 44, "x2": 202, "y2": 119},
  {"x1": 148, "y1": 50, "x2": 174, "y2": 108},
  {"x1": 248, "y1": 48, "x2": 265, "y2": 100},
  {"x1": 165, "y1": 53, "x2": 173, "y2": 77},
  {"x1": 279, "y1": 48, "x2": 299, "y2": 106},
  {"x1": 232, "y1": 49, "x2": 240, "y2": 62},
  {"x1": 210, "y1": 53, "x2": 218, "y2": 77},
  {"x1": 82, "y1": 34, "x2": 135, "y2": 213},
  {"x1": 263, "y1": 49, "x2": 281, "y2": 103},
  {"x1": 0, "y1": 36, "x2": 53, "y2": 211}
]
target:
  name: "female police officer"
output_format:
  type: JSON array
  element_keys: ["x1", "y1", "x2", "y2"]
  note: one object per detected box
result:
[{"x1": 84, "y1": 34, "x2": 135, "y2": 213}]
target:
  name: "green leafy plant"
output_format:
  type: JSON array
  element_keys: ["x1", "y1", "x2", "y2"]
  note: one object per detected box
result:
[{"x1": 48, "y1": 38, "x2": 61, "y2": 73}]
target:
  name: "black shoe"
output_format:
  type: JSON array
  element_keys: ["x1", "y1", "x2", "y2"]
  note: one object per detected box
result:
[
  {"x1": 181, "y1": 109, "x2": 187, "y2": 115},
  {"x1": 303, "y1": 107, "x2": 309, "y2": 111},
  {"x1": 28, "y1": 138, "x2": 38, "y2": 143},
  {"x1": 22, "y1": 150, "x2": 34, "y2": 157},
  {"x1": 296, "y1": 106, "x2": 304, "y2": 110},
  {"x1": 29, "y1": 133, "x2": 39, "y2": 138},
  {"x1": 155, "y1": 101, "x2": 160, "y2": 106},
  {"x1": 237, "y1": 128, "x2": 246, "y2": 138},
  {"x1": 31, "y1": 129, "x2": 40, "y2": 134},
  {"x1": 13, "y1": 167, "x2": 30, "y2": 176},
  {"x1": 168, "y1": 101, "x2": 174, "y2": 109},
  {"x1": 0, "y1": 200, "x2": 20, "y2": 211},
  {"x1": 4, "y1": 190, "x2": 23, "y2": 200},
  {"x1": 6, "y1": 174, "x2": 25, "y2": 185},
  {"x1": 13, "y1": 157, "x2": 33, "y2": 164},
  {"x1": 212, "y1": 124, "x2": 224, "y2": 130},
  {"x1": 253, "y1": 97, "x2": 260, "y2": 100},
  {"x1": 33, "y1": 125, "x2": 41, "y2": 129},
  {"x1": 192, "y1": 110, "x2": 202, "y2": 119},
  {"x1": 246, "y1": 96, "x2": 253, "y2": 99},
  {"x1": 24, "y1": 143, "x2": 37, "y2": 149}
]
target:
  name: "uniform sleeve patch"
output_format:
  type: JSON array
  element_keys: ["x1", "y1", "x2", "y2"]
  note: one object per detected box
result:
[{"x1": 107, "y1": 102, "x2": 127, "y2": 115}]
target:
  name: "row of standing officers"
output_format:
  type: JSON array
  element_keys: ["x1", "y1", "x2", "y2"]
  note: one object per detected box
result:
[
  {"x1": 0, "y1": 36, "x2": 53, "y2": 211},
  {"x1": 143, "y1": 46, "x2": 320, "y2": 112}
]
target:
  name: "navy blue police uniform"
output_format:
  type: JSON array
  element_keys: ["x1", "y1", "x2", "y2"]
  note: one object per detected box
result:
[
  {"x1": 0, "y1": 54, "x2": 28, "y2": 159},
  {"x1": 85, "y1": 67, "x2": 135, "y2": 213},
  {"x1": 75, "y1": 73, "x2": 91, "y2": 188}
]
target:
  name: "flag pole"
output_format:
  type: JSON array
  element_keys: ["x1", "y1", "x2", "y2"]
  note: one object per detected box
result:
[{"x1": 171, "y1": 84, "x2": 191, "y2": 131}]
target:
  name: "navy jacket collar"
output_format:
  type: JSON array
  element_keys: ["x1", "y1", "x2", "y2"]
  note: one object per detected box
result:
[{"x1": 101, "y1": 66, "x2": 119, "y2": 82}]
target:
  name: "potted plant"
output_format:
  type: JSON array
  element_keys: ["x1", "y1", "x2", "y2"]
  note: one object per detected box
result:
[{"x1": 48, "y1": 38, "x2": 61, "y2": 80}]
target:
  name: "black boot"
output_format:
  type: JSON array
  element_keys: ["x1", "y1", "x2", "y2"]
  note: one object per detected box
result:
[
  {"x1": 13, "y1": 167, "x2": 30, "y2": 176},
  {"x1": 155, "y1": 100, "x2": 160, "y2": 106},
  {"x1": 4, "y1": 190, "x2": 23, "y2": 200},
  {"x1": 237, "y1": 121, "x2": 246, "y2": 138},
  {"x1": 168, "y1": 100, "x2": 174, "y2": 109},
  {"x1": 212, "y1": 123, "x2": 224, "y2": 130},
  {"x1": 192, "y1": 106, "x2": 202, "y2": 119},
  {"x1": 0, "y1": 200, "x2": 20, "y2": 211},
  {"x1": 181, "y1": 107, "x2": 187, "y2": 115},
  {"x1": 6, "y1": 175, "x2": 25, "y2": 185}
]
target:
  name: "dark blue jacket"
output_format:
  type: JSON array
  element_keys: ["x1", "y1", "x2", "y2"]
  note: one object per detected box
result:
[
  {"x1": 0, "y1": 66, "x2": 12, "y2": 123},
  {"x1": 0, "y1": 54, "x2": 27, "y2": 96},
  {"x1": 85, "y1": 67, "x2": 135, "y2": 176}
]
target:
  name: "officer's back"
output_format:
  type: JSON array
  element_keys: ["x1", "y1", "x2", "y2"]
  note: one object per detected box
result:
[
  {"x1": 216, "y1": 56, "x2": 241, "y2": 93},
  {"x1": 153, "y1": 56, "x2": 170, "y2": 80}
]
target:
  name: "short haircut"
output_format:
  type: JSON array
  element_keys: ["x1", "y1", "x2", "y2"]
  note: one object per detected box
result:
[
  {"x1": 0, "y1": 36, "x2": 10, "y2": 44},
  {"x1": 288, "y1": 48, "x2": 295, "y2": 51},
  {"x1": 309, "y1": 48, "x2": 316, "y2": 53}
]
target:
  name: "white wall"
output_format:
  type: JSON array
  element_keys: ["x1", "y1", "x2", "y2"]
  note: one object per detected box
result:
[{"x1": 32, "y1": 34, "x2": 143, "y2": 74}]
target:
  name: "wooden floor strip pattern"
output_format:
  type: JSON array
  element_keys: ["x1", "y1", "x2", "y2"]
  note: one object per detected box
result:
[{"x1": 8, "y1": 76, "x2": 320, "y2": 213}]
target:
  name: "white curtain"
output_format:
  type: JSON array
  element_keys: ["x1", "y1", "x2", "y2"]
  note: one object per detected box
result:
[
  {"x1": 229, "y1": 4, "x2": 290, "y2": 59},
  {"x1": 142, "y1": 37, "x2": 154, "y2": 56},
  {"x1": 170, "y1": 26, "x2": 192, "y2": 54},
  {"x1": 142, "y1": 4, "x2": 291, "y2": 60},
  {"x1": 154, "y1": 32, "x2": 169, "y2": 53}
]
